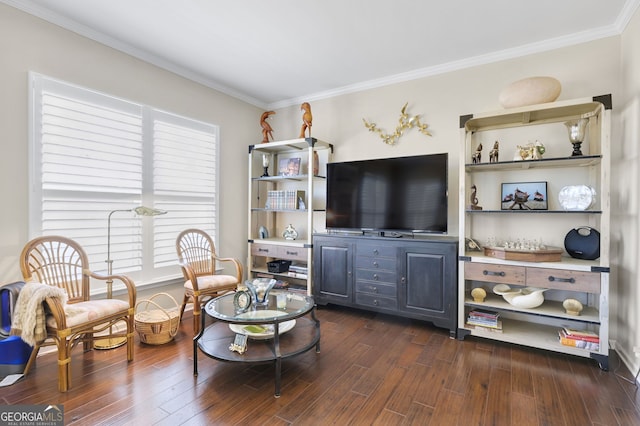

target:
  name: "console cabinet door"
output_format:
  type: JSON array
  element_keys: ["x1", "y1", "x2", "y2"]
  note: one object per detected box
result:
[
  {"x1": 398, "y1": 242, "x2": 457, "y2": 331},
  {"x1": 313, "y1": 237, "x2": 353, "y2": 304}
]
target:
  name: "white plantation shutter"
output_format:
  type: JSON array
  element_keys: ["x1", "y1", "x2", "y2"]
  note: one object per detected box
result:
[
  {"x1": 152, "y1": 111, "x2": 218, "y2": 269},
  {"x1": 30, "y1": 73, "x2": 219, "y2": 286}
]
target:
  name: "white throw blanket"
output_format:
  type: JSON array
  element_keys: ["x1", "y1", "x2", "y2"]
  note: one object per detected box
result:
[{"x1": 10, "y1": 282, "x2": 67, "y2": 346}]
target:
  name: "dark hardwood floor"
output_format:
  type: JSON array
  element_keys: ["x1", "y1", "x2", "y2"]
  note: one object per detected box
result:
[{"x1": 2, "y1": 305, "x2": 640, "y2": 425}]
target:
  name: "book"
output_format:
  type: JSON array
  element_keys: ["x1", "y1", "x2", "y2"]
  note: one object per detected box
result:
[
  {"x1": 558, "y1": 328, "x2": 600, "y2": 343},
  {"x1": 468, "y1": 309, "x2": 500, "y2": 319},
  {"x1": 558, "y1": 331, "x2": 600, "y2": 351},
  {"x1": 467, "y1": 318, "x2": 502, "y2": 329},
  {"x1": 562, "y1": 327, "x2": 599, "y2": 343},
  {"x1": 466, "y1": 321, "x2": 503, "y2": 333}
]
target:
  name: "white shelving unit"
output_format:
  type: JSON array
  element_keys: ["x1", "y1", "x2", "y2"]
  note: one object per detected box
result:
[
  {"x1": 457, "y1": 95, "x2": 611, "y2": 369},
  {"x1": 247, "y1": 138, "x2": 333, "y2": 294}
]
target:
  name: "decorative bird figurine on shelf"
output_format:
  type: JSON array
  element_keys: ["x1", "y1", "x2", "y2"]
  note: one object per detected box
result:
[
  {"x1": 260, "y1": 110, "x2": 275, "y2": 143},
  {"x1": 299, "y1": 102, "x2": 312, "y2": 138}
]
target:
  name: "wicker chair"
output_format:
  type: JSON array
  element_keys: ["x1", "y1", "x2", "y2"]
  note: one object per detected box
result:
[
  {"x1": 176, "y1": 229, "x2": 242, "y2": 334},
  {"x1": 19, "y1": 236, "x2": 136, "y2": 392}
]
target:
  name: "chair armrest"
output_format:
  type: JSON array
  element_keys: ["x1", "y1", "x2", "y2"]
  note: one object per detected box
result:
[
  {"x1": 178, "y1": 260, "x2": 199, "y2": 289},
  {"x1": 87, "y1": 271, "x2": 137, "y2": 308},
  {"x1": 215, "y1": 256, "x2": 243, "y2": 283},
  {"x1": 43, "y1": 295, "x2": 68, "y2": 330}
]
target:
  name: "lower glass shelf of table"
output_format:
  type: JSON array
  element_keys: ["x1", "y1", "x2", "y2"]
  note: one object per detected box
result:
[{"x1": 193, "y1": 291, "x2": 321, "y2": 397}]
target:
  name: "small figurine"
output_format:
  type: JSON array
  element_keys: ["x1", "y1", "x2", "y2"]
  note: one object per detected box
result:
[
  {"x1": 469, "y1": 185, "x2": 482, "y2": 210},
  {"x1": 299, "y1": 102, "x2": 312, "y2": 138},
  {"x1": 260, "y1": 110, "x2": 275, "y2": 143},
  {"x1": 472, "y1": 143, "x2": 482, "y2": 163},
  {"x1": 489, "y1": 141, "x2": 499, "y2": 163}
]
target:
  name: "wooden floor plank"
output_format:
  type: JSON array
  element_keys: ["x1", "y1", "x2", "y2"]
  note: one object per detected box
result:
[{"x1": 1, "y1": 305, "x2": 637, "y2": 426}]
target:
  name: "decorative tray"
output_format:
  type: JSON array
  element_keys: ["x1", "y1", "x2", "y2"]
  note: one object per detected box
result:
[
  {"x1": 483, "y1": 246, "x2": 563, "y2": 262},
  {"x1": 229, "y1": 310, "x2": 296, "y2": 340}
]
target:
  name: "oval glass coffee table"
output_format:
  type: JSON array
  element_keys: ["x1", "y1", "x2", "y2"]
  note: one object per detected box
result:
[{"x1": 193, "y1": 291, "x2": 320, "y2": 397}]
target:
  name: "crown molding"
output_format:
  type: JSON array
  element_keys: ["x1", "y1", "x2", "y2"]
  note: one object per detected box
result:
[
  {"x1": 1, "y1": 0, "x2": 268, "y2": 109},
  {"x1": 268, "y1": 20, "x2": 631, "y2": 109},
  {"x1": 4, "y1": 0, "x2": 638, "y2": 111}
]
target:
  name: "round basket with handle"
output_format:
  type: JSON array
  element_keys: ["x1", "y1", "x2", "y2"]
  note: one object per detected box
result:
[{"x1": 134, "y1": 292, "x2": 180, "y2": 345}]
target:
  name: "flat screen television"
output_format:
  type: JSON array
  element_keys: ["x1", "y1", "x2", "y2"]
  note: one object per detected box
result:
[{"x1": 326, "y1": 153, "x2": 448, "y2": 234}]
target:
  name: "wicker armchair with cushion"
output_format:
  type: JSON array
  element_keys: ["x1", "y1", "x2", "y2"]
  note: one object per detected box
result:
[
  {"x1": 176, "y1": 229, "x2": 242, "y2": 334},
  {"x1": 17, "y1": 236, "x2": 136, "y2": 392}
]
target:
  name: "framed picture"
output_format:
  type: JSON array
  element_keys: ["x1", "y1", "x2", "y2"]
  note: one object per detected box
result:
[
  {"x1": 279, "y1": 157, "x2": 301, "y2": 176},
  {"x1": 501, "y1": 181, "x2": 548, "y2": 210}
]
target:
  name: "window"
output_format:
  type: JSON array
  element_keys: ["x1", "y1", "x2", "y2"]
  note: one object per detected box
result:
[{"x1": 29, "y1": 73, "x2": 219, "y2": 287}]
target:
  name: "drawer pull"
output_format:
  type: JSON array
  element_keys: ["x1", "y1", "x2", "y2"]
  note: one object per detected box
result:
[
  {"x1": 285, "y1": 250, "x2": 298, "y2": 256},
  {"x1": 258, "y1": 248, "x2": 270, "y2": 253},
  {"x1": 373, "y1": 274, "x2": 379, "y2": 281},
  {"x1": 483, "y1": 270, "x2": 505, "y2": 277},
  {"x1": 373, "y1": 249, "x2": 379, "y2": 255},
  {"x1": 548, "y1": 276, "x2": 575, "y2": 284},
  {"x1": 373, "y1": 299, "x2": 379, "y2": 306},
  {"x1": 372, "y1": 287, "x2": 378, "y2": 293},
  {"x1": 373, "y1": 261, "x2": 379, "y2": 268}
]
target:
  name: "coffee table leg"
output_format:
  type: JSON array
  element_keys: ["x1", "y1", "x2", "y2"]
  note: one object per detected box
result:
[
  {"x1": 274, "y1": 357, "x2": 282, "y2": 398},
  {"x1": 273, "y1": 322, "x2": 281, "y2": 397},
  {"x1": 312, "y1": 307, "x2": 321, "y2": 353}
]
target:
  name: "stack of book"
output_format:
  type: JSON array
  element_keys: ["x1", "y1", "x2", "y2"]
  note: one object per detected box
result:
[
  {"x1": 265, "y1": 190, "x2": 305, "y2": 210},
  {"x1": 288, "y1": 264, "x2": 308, "y2": 279},
  {"x1": 466, "y1": 309, "x2": 502, "y2": 332},
  {"x1": 558, "y1": 327, "x2": 600, "y2": 351}
]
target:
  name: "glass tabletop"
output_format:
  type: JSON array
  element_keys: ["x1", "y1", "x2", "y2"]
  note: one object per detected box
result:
[{"x1": 205, "y1": 291, "x2": 315, "y2": 323}]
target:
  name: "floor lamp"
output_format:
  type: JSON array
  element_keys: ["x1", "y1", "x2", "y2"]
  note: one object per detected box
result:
[{"x1": 94, "y1": 205, "x2": 168, "y2": 350}]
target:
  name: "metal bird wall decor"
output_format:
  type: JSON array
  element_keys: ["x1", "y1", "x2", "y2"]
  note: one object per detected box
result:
[{"x1": 362, "y1": 102, "x2": 432, "y2": 145}]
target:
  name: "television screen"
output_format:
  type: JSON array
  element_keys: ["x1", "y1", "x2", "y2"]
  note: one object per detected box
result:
[{"x1": 326, "y1": 153, "x2": 448, "y2": 234}]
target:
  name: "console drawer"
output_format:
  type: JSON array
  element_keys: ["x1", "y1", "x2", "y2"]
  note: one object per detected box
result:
[
  {"x1": 526, "y1": 268, "x2": 601, "y2": 293},
  {"x1": 355, "y1": 293, "x2": 397, "y2": 310},
  {"x1": 355, "y1": 281, "x2": 396, "y2": 297},
  {"x1": 465, "y1": 262, "x2": 525, "y2": 285},
  {"x1": 251, "y1": 243, "x2": 277, "y2": 257},
  {"x1": 278, "y1": 245, "x2": 307, "y2": 261},
  {"x1": 355, "y1": 269, "x2": 396, "y2": 284},
  {"x1": 355, "y1": 256, "x2": 396, "y2": 272},
  {"x1": 357, "y1": 243, "x2": 396, "y2": 258}
]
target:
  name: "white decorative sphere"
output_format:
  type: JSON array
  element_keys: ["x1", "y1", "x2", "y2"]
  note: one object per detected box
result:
[{"x1": 499, "y1": 76, "x2": 561, "y2": 108}]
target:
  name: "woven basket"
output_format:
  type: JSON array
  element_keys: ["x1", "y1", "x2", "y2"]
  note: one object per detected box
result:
[{"x1": 134, "y1": 293, "x2": 180, "y2": 345}]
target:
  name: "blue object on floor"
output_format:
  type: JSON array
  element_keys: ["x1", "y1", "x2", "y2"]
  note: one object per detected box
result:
[{"x1": 0, "y1": 282, "x2": 34, "y2": 376}]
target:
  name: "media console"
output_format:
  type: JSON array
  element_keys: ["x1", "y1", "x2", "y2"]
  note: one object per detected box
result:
[{"x1": 312, "y1": 234, "x2": 458, "y2": 337}]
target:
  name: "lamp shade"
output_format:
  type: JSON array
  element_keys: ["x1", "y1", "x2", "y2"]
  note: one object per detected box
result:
[{"x1": 133, "y1": 206, "x2": 167, "y2": 216}]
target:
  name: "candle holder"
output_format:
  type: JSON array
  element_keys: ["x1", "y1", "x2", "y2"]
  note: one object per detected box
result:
[
  {"x1": 564, "y1": 118, "x2": 588, "y2": 156},
  {"x1": 261, "y1": 154, "x2": 270, "y2": 177}
]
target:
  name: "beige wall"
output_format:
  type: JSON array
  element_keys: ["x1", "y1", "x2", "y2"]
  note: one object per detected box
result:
[
  {"x1": 272, "y1": 37, "x2": 621, "y2": 237},
  {"x1": 2, "y1": 2, "x2": 638, "y2": 371},
  {"x1": 613, "y1": 6, "x2": 640, "y2": 374},
  {"x1": 0, "y1": 3, "x2": 260, "y2": 283}
]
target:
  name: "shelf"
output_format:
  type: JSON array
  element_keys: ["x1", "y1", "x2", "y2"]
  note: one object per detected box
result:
[
  {"x1": 252, "y1": 174, "x2": 326, "y2": 182},
  {"x1": 251, "y1": 266, "x2": 308, "y2": 281},
  {"x1": 461, "y1": 252, "x2": 608, "y2": 272},
  {"x1": 465, "y1": 155, "x2": 601, "y2": 171},
  {"x1": 462, "y1": 318, "x2": 603, "y2": 357},
  {"x1": 250, "y1": 238, "x2": 310, "y2": 246},
  {"x1": 464, "y1": 98, "x2": 604, "y2": 132},
  {"x1": 459, "y1": 96, "x2": 610, "y2": 367},
  {"x1": 251, "y1": 208, "x2": 311, "y2": 213},
  {"x1": 465, "y1": 209, "x2": 602, "y2": 214},
  {"x1": 250, "y1": 138, "x2": 333, "y2": 153},
  {"x1": 464, "y1": 295, "x2": 600, "y2": 323},
  {"x1": 248, "y1": 138, "x2": 333, "y2": 296}
]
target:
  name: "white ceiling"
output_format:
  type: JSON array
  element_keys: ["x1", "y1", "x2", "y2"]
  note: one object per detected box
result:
[{"x1": 5, "y1": 0, "x2": 639, "y2": 109}]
